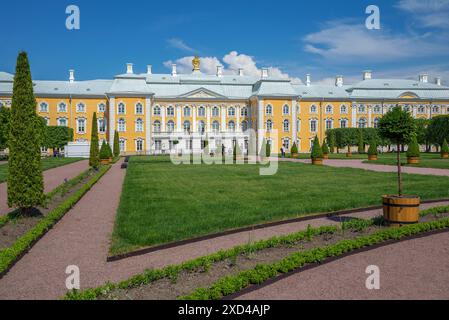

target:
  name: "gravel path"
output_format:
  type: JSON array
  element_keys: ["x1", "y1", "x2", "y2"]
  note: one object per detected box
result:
[
  {"x1": 0, "y1": 154, "x2": 447, "y2": 300},
  {"x1": 0, "y1": 160, "x2": 89, "y2": 216},
  {"x1": 279, "y1": 158, "x2": 449, "y2": 177},
  {"x1": 237, "y1": 231, "x2": 449, "y2": 300}
]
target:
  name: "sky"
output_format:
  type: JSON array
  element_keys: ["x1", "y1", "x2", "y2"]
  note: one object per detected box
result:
[{"x1": 1, "y1": 0, "x2": 449, "y2": 85}]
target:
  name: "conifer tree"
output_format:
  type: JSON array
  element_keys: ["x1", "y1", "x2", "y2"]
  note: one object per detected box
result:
[
  {"x1": 113, "y1": 130, "x2": 120, "y2": 157},
  {"x1": 89, "y1": 112, "x2": 99, "y2": 169}
]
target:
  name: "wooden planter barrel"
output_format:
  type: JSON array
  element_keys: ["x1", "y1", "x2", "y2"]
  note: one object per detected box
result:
[
  {"x1": 442, "y1": 152, "x2": 449, "y2": 159},
  {"x1": 346, "y1": 152, "x2": 352, "y2": 158},
  {"x1": 323, "y1": 154, "x2": 329, "y2": 160},
  {"x1": 312, "y1": 158, "x2": 323, "y2": 165},
  {"x1": 368, "y1": 155, "x2": 378, "y2": 161},
  {"x1": 382, "y1": 195, "x2": 420, "y2": 227},
  {"x1": 407, "y1": 157, "x2": 420, "y2": 164},
  {"x1": 100, "y1": 159, "x2": 110, "y2": 165}
]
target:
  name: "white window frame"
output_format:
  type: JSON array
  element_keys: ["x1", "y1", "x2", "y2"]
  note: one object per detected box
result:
[
  {"x1": 117, "y1": 102, "x2": 126, "y2": 115},
  {"x1": 98, "y1": 118, "x2": 106, "y2": 133},
  {"x1": 77, "y1": 102, "x2": 86, "y2": 113},
  {"x1": 97, "y1": 102, "x2": 106, "y2": 113},
  {"x1": 58, "y1": 102, "x2": 67, "y2": 113},
  {"x1": 118, "y1": 118, "x2": 126, "y2": 132},
  {"x1": 135, "y1": 102, "x2": 144, "y2": 115},
  {"x1": 136, "y1": 118, "x2": 144, "y2": 132},
  {"x1": 39, "y1": 102, "x2": 49, "y2": 113},
  {"x1": 266, "y1": 104, "x2": 273, "y2": 116},
  {"x1": 153, "y1": 106, "x2": 161, "y2": 116},
  {"x1": 77, "y1": 118, "x2": 86, "y2": 134}
]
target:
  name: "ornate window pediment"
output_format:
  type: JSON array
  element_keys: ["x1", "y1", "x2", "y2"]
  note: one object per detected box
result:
[{"x1": 179, "y1": 87, "x2": 226, "y2": 99}]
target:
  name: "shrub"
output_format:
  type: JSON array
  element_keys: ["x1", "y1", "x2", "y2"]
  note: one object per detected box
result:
[
  {"x1": 406, "y1": 135, "x2": 420, "y2": 158},
  {"x1": 328, "y1": 130, "x2": 336, "y2": 153},
  {"x1": 291, "y1": 143, "x2": 298, "y2": 155},
  {"x1": 310, "y1": 136, "x2": 323, "y2": 159},
  {"x1": 113, "y1": 130, "x2": 120, "y2": 157},
  {"x1": 43, "y1": 126, "x2": 74, "y2": 150},
  {"x1": 368, "y1": 139, "x2": 378, "y2": 156},
  {"x1": 441, "y1": 139, "x2": 449, "y2": 155},
  {"x1": 89, "y1": 113, "x2": 100, "y2": 169},
  {"x1": 321, "y1": 140, "x2": 329, "y2": 155},
  {"x1": 357, "y1": 131, "x2": 365, "y2": 154},
  {"x1": 99, "y1": 141, "x2": 111, "y2": 160}
]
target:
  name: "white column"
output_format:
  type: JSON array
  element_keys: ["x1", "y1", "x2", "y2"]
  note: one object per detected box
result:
[
  {"x1": 193, "y1": 106, "x2": 197, "y2": 132},
  {"x1": 206, "y1": 106, "x2": 211, "y2": 133},
  {"x1": 221, "y1": 105, "x2": 226, "y2": 132},
  {"x1": 177, "y1": 106, "x2": 182, "y2": 132},
  {"x1": 351, "y1": 103, "x2": 357, "y2": 128},
  {"x1": 108, "y1": 97, "x2": 116, "y2": 146},
  {"x1": 368, "y1": 106, "x2": 372, "y2": 128},
  {"x1": 258, "y1": 99, "x2": 264, "y2": 150},
  {"x1": 291, "y1": 99, "x2": 297, "y2": 142},
  {"x1": 236, "y1": 105, "x2": 241, "y2": 132},
  {"x1": 413, "y1": 105, "x2": 417, "y2": 118},
  {"x1": 145, "y1": 97, "x2": 152, "y2": 154}
]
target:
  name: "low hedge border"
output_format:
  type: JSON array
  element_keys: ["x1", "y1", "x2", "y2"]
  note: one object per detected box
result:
[
  {"x1": 63, "y1": 215, "x2": 383, "y2": 300},
  {"x1": 180, "y1": 217, "x2": 449, "y2": 300},
  {"x1": 0, "y1": 165, "x2": 111, "y2": 278}
]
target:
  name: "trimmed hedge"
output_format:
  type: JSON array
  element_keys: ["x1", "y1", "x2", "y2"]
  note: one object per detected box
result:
[
  {"x1": 310, "y1": 136, "x2": 323, "y2": 159},
  {"x1": 406, "y1": 136, "x2": 420, "y2": 158},
  {"x1": 441, "y1": 139, "x2": 449, "y2": 155},
  {"x1": 0, "y1": 165, "x2": 110, "y2": 275}
]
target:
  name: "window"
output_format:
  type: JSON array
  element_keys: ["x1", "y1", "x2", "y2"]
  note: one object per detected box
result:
[
  {"x1": 325, "y1": 105, "x2": 333, "y2": 114},
  {"x1": 184, "y1": 107, "x2": 191, "y2": 117},
  {"x1": 136, "y1": 118, "x2": 144, "y2": 132},
  {"x1": 167, "y1": 120, "x2": 175, "y2": 133},
  {"x1": 118, "y1": 118, "x2": 126, "y2": 132},
  {"x1": 135, "y1": 102, "x2": 143, "y2": 115},
  {"x1": 404, "y1": 105, "x2": 411, "y2": 113},
  {"x1": 283, "y1": 105, "x2": 290, "y2": 115},
  {"x1": 266, "y1": 105, "x2": 273, "y2": 115},
  {"x1": 228, "y1": 121, "x2": 235, "y2": 132},
  {"x1": 310, "y1": 119, "x2": 317, "y2": 133},
  {"x1": 340, "y1": 105, "x2": 347, "y2": 114},
  {"x1": 58, "y1": 118, "x2": 67, "y2": 127},
  {"x1": 266, "y1": 120, "x2": 273, "y2": 132},
  {"x1": 155, "y1": 140, "x2": 162, "y2": 151},
  {"x1": 117, "y1": 102, "x2": 125, "y2": 115},
  {"x1": 358, "y1": 105, "x2": 366, "y2": 113},
  {"x1": 228, "y1": 107, "x2": 235, "y2": 117},
  {"x1": 44, "y1": 117, "x2": 50, "y2": 125},
  {"x1": 283, "y1": 138, "x2": 290, "y2": 150},
  {"x1": 184, "y1": 121, "x2": 191, "y2": 133},
  {"x1": 198, "y1": 107, "x2": 205, "y2": 117},
  {"x1": 153, "y1": 120, "x2": 161, "y2": 133},
  {"x1": 325, "y1": 119, "x2": 333, "y2": 130},
  {"x1": 39, "y1": 102, "x2": 49, "y2": 112},
  {"x1": 418, "y1": 106, "x2": 426, "y2": 114},
  {"x1": 98, "y1": 118, "x2": 106, "y2": 133},
  {"x1": 241, "y1": 121, "x2": 248, "y2": 132},
  {"x1": 432, "y1": 106, "x2": 440, "y2": 113},
  {"x1": 358, "y1": 118, "x2": 367, "y2": 128},
  {"x1": 373, "y1": 118, "x2": 380, "y2": 128},
  {"x1": 153, "y1": 106, "x2": 161, "y2": 116},
  {"x1": 136, "y1": 139, "x2": 144, "y2": 152},
  {"x1": 198, "y1": 120, "x2": 205, "y2": 133},
  {"x1": 212, "y1": 121, "x2": 220, "y2": 133},
  {"x1": 283, "y1": 120, "x2": 290, "y2": 132},
  {"x1": 373, "y1": 105, "x2": 381, "y2": 113},
  {"x1": 58, "y1": 102, "x2": 67, "y2": 113},
  {"x1": 340, "y1": 119, "x2": 348, "y2": 128},
  {"x1": 119, "y1": 139, "x2": 126, "y2": 152},
  {"x1": 212, "y1": 107, "x2": 219, "y2": 117},
  {"x1": 77, "y1": 118, "x2": 86, "y2": 134},
  {"x1": 167, "y1": 106, "x2": 174, "y2": 117},
  {"x1": 241, "y1": 107, "x2": 248, "y2": 117},
  {"x1": 98, "y1": 103, "x2": 106, "y2": 113},
  {"x1": 310, "y1": 105, "x2": 317, "y2": 113}
]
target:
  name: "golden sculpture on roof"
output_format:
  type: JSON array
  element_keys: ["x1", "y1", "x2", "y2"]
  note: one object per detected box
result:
[{"x1": 192, "y1": 56, "x2": 200, "y2": 71}]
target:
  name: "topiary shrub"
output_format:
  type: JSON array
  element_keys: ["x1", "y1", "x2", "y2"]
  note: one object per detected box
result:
[
  {"x1": 406, "y1": 136, "x2": 420, "y2": 158},
  {"x1": 291, "y1": 143, "x2": 298, "y2": 156},
  {"x1": 310, "y1": 136, "x2": 323, "y2": 159},
  {"x1": 322, "y1": 141, "x2": 329, "y2": 155},
  {"x1": 441, "y1": 139, "x2": 449, "y2": 155},
  {"x1": 357, "y1": 131, "x2": 365, "y2": 154},
  {"x1": 89, "y1": 112, "x2": 100, "y2": 169},
  {"x1": 99, "y1": 141, "x2": 110, "y2": 160},
  {"x1": 368, "y1": 139, "x2": 378, "y2": 156},
  {"x1": 113, "y1": 130, "x2": 120, "y2": 158}
]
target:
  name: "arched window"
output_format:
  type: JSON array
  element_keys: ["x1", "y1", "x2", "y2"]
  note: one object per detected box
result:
[
  {"x1": 310, "y1": 119, "x2": 317, "y2": 133},
  {"x1": 283, "y1": 138, "x2": 290, "y2": 150},
  {"x1": 340, "y1": 105, "x2": 347, "y2": 114},
  {"x1": 340, "y1": 119, "x2": 348, "y2": 128},
  {"x1": 228, "y1": 121, "x2": 235, "y2": 132},
  {"x1": 58, "y1": 102, "x2": 67, "y2": 113},
  {"x1": 283, "y1": 104, "x2": 290, "y2": 115},
  {"x1": 136, "y1": 118, "x2": 144, "y2": 132},
  {"x1": 358, "y1": 105, "x2": 366, "y2": 113},
  {"x1": 325, "y1": 119, "x2": 333, "y2": 130},
  {"x1": 266, "y1": 120, "x2": 273, "y2": 132},
  {"x1": 373, "y1": 105, "x2": 381, "y2": 113},
  {"x1": 418, "y1": 106, "x2": 426, "y2": 113},
  {"x1": 153, "y1": 106, "x2": 161, "y2": 116},
  {"x1": 283, "y1": 119, "x2": 290, "y2": 132},
  {"x1": 266, "y1": 105, "x2": 273, "y2": 115},
  {"x1": 153, "y1": 120, "x2": 161, "y2": 133},
  {"x1": 117, "y1": 102, "x2": 125, "y2": 114},
  {"x1": 325, "y1": 105, "x2": 333, "y2": 114},
  {"x1": 119, "y1": 139, "x2": 126, "y2": 152},
  {"x1": 77, "y1": 118, "x2": 86, "y2": 133},
  {"x1": 241, "y1": 107, "x2": 248, "y2": 117},
  {"x1": 167, "y1": 106, "x2": 174, "y2": 116},
  {"x1": 358, "y1": 118, "x2": 367, "y2": 128},
  {"x1": 136, "y1": 139, "x2": 144, "y2": 152},
  {"x1": 98, "y1": 118, "x2": 106, "y2": 133},
  {"x1": 432, "y1": 106, "x2": 440, "y2": 113},
  {"x1": 241, "y1": 121, "x2": 248, "y2": 132},
  {"x1": 184, "y1": 107, "x2": 191, "y2": 117},
  {"x1": 198, "y1": 106, "x2": 205, "y2": 117},
  {"x1": 228, "y1": 107, "x2": 235, "y2": 117},
  {"x1": 212, "y1": 107, "x2": 219, "y2": 117},
  {"x1": 135, "y1": 102, "x2": 143, "y2": 115},
  {"x1": 198, "y1": 120, "x2": 205, "y2": 133},
  {"x1": 212, "y1": 121, "x2": 220, "y2": 133},
  {"x1": 58, "y1": 118, "x2": 67, "y2": 127},
  {"x1": 183, "y1": 120, "x2": 191, "y2": 133},
  {"x1": 167, "y1": 120, "x2": 175, "y2": 133},
  {"x1": 39, "y1": 102, "x2": 49, "y2": 113},
  {"x1": 310, "y1": 105, "x2": 317, "y2": 113},
  {"x1": 118, "y1": 118, "x2": 126, "y2": 132},
  {"x1": 373, "y1": 118, "x2": 380, "y2": 128}
]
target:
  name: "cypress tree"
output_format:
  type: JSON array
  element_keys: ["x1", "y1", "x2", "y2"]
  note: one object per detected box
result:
[
  {"x1": 311, "y1": 136, "x2": 323, "y2": 159},
  {"x1": 89, "y1": 112, "x2": 99, "y2": 169},
  {"x1": 113, "y1": 130, "x2": 120, "y2": 157},
  {"x1": 7, "y1": 52, "x2": 44, "y2": 212},
  {"x1": 358, "y1": 131, "x2": 365, "y2": 154},
  {"x1": 328, "y1": 130, "x2": 336, "y2": 153},
  {"x1": 441, "y1": 139, "x2": 449, "y2": 156},
  {"x1": 406, "y1": 136, "x2": 420, "y2": 158},
  {"x1": 368, "y1": 139, "x2": 378, "y2": 156},
  {"x1": 291, "y1": 142, "x2": 298, "y2": 156}
]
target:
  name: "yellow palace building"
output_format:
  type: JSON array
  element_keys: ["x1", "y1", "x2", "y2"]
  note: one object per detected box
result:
[{"x1": 1, "y1": 57, "x2": 449, "y2": 155}]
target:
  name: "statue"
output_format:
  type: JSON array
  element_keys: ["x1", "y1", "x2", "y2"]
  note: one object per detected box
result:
[{"x1": 192, "y1": 56, "x2": 200, "y2": 71}]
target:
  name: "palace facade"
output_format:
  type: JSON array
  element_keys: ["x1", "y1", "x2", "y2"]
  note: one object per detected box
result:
[{"x1": 1, "y1": 57, "x2": 449, "y2": 155}]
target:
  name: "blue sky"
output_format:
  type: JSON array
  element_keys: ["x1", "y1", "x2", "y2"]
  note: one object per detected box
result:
[{"x1": 1, "y1": 0, "x2": 449, "y2": 85}]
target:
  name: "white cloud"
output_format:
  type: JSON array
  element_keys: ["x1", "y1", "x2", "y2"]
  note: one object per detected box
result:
[
  {"x1": 396, "y1": 0, "x2": 449, "y2": 28},
  {"x1": 166, "y1": 38, "x2": 198, "y2": 53}
]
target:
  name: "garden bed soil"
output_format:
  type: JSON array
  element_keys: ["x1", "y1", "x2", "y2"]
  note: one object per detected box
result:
[{"x1": 0, "y1": 169, "x2": 96, "y2": 250}]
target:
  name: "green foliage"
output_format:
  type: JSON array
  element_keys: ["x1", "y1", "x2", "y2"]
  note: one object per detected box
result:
[
  {"x1": 378, "y1": 106, "x2": 416, "y2": 145},
  {"x1": 321, "y1": 140, "x2": 329, "y2": 155},
  {"x1": 42, "y1": 126, "x2": 74, "y2": 149},
  {"x1": 259, "y1": 138, "x2": 269, "y2": 157},
  {"x1": 368, "y1": 139, "x2": 378, "y2": 156},
  {"x1": 327, "y1": 130, "x2": 336, "y2": 153},
  {"x1": 266, "y1": 141, "x2": 271, "y2": 157},
  {"x1": 113, "y1": 130, "x2": 120, "y2": 157},
  {"x1": 7, "y1": 52, "x2": 44, "y2": 210},
  {"x1": 441, "y1": 139, "x2": 449, "y2": 154},
  {"x1": 328, "y1": 128, "x2": 379, "y2": 150},
  {"x1": 99, "y1": 140, "x2": 112, "y2": 160},
  {"x1": 0, "y1": 165, "x2": 110, "y2": 275},
  {"x1": 310, "y1": 136, "x2": 323, "y2": 159},
  {"x1": 291, "y1": 142, "x2": 298, "y2": 155},
  {"x1": 233, "y1": 142, "x2": 242, "y2": 162},
  {"x1": 89, "y1": 113, "x2": 99, "y2": 168},
  {"x1": 406, "y1": 135, "x2": 420, "y2": 158},
  {"x1": 0, "y1": 106, "x2": 11, "y2": 150},
  {"x1": 414, "y1": 118, "x2": 430, "y2": 146},
  {"x1": 427, "y1": 116, "x2": 449, "y2": 146},
  {"x1": 357, "y1": 131, "x2": 365, "y2": 154}
]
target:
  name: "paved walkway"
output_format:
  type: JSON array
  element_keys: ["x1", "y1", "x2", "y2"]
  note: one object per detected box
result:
[
  {"x1": 279, "y1": 158, "x2": 449, "y2": 177},
  {"x1": 0, "y1": 155, "x2": 447, "y2": 299},
  {"x1": 0, "y1": 160, "x2": 89, "y2": 216},
  {"x1": 237, "y1": 231, "x2": 449, "y2": 300}
]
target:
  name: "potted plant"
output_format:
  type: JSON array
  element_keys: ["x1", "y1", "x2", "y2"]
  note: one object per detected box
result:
[
  {"x1": 311, "y1": 136, "x2": 323, "y2": 165},
  {"x1": 441, "y1": 139, "x2": 449, "y2": 159},
  {"x1": 290, "y1": 142, "x2": 298, "y2": 158},
  {"x1": 406, "y1": 135, "x2": 420, "y2": 165},
  {"x1": 99, "y1": 140, "x2": 111, "y2": 165},
  {"x1": 322, "y1": 140, "x2": 329, "y2": 159},
  {"x1": 367, "y1": 139, "x2": 378, "y2": 161},
  {"x1": 378, "y1": 106, "x2": 419, "y2": 226}
]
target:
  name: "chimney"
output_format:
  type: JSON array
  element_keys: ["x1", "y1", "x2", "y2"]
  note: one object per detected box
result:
[
  {"x1": 216, "y1": 65, "x2": 223, "y2": 77},
  {"x1": 419, "y1": 74, "x2": 428, "y2": 83},
  {"x1": 335, "y1": 75, "x2": 343, "y2": 87},
  {"x1": 238, "y1": 68, "x2": 244, "y2": 76},
  {"x1": 147, "y1": 65, "x2": 152, "y2": 75},
  {"x1": 363, "y1": 70, "x2": 372, "y2": 80},
  {"x1": 305, "y1": 74, "x2": 311, "y2": 87},
  {"x1": 435, "y1": 77, "x2": 442, "y2": 86},
  {"x1": 126, "y1": 63, "x2": 134, "y2": 74},
  {"x1": 172, "y1": 64, "x2": 177, "y2": 77},
  {"x1": 69, "y1": 69, "x2": 75, "y2": 83},
  {"x1": 261, "y1": 68, "x2": 269, "y2": 79}
]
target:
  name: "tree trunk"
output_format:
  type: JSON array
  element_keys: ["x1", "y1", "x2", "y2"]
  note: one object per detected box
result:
[{"x1": 397, "y1": 143, "x2": 402, "y2": 196}]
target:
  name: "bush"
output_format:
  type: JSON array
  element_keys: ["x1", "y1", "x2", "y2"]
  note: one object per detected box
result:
[
  {"x1": 406, "y1": 136, "x2": 420, "y2": 158},
  {"x1": 99, "y1": 141, "x2": 111, "y2": 160},
  {"x1": 441, "y1": 139, "x2": 449, "y2": 155},
  {"x1": 291, "y1": 143, "x2": 298, "y2": 155},
  {"x1": 368, "y1": 139, "x2": 378, "y2": 156},
  {"x1": 310, "y1": 136, "x2": 323, "y2": 159},
  {"x1": 427, "y1": 116, "x2": 449, "y2": 146},
  {"x1": 321, "y1": 141, "x2": 329, "y2": 155},
  {"x1": 357, "y1": 131, "x2": 365, "y2": 154},
  {"x1": 89, "y1": 113, "x2": 99, "y2": 169},
  {"x1": 43, "y1": 126, "x2": 74, "y2": 150},
  {"x1": 113, "y1": 130, "x2": 120, "y2": 157}
]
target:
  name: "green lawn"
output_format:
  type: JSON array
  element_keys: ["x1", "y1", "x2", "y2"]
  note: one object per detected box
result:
[
  {"x1": 0, "y1": 157, "x2": 84, "y2": 183},
  {"x1": 364, "y1": 153, "x2": 449, "y2": 169},
  {"x1": 111, "y1": 156, "x2": 449, "y2": 254},
  {"x1": 285, "y1": 153, "x2": 368, "y2": 160}
]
